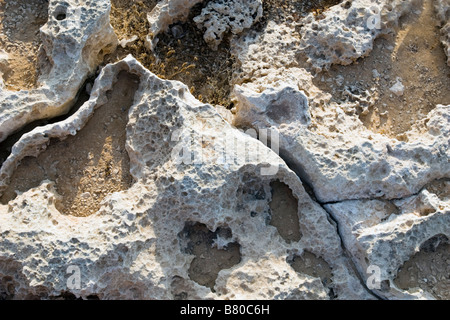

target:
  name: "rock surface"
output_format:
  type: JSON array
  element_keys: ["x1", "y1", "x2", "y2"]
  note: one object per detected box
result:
[
  {"x1": 193, "y1": 0, "x2": 263, "y2": 50},
  {"x1": 0, "y1": 0, "x2": 117, "y2": 143},
  {"x1": 0, "y1": 56, "x2": 369, "y2": 300},
  {"x1": 233, "y1": 81, "x2": 449, "y2": 203},
  {"x1": 0, "y1": 0, "x2": 449, "y2": 300},
  {"x1": 229, "y1": 0, "x2": 450, "y2": 300},
  {"x1": 325, "y1": 184, "x2": 449, "y2": 299},
  {"x1": 297, "y1": 0, "x2": 423, "y2": 72}
]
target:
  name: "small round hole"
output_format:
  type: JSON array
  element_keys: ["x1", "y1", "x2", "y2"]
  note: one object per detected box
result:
[{"x1": 56, "y1": 13, "x2": 66, "y2": 20}]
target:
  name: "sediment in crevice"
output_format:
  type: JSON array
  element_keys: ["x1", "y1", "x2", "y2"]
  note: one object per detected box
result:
[
  {"x1": 0, "y1": 71, "x2": 138, "y2": 217},
  {"x1": 0, "y1": 0, "x2": 49, "y2": 90},
  {"x1": 288, "y1": 250, "x2": 335, "y2": 298},
  {"x1": 0, "y1": 79, "x2": 93, "y2": 168}
]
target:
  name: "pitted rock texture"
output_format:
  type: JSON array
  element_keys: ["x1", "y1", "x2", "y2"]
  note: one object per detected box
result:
[
  {"x1": 0, "y1": 0, "x2": 449, "y2": 301},
  {"x1": 325, "y1": 183, "x2": 450, "y2": 299},
  {"x1": 0, "y1": 0, "x2": 49, "y2": 91},
  {"x1": 0, "y1": 0, "x2": 117, "y2": 144},
  {"x1": 0, "y1": 56, "x2": 370, "y2": 300},
  {"x1": 297, "y1": 0, "x2": 423, "y2": 72},
  {"x1": 233, "y1": 81, "x2": 449, "y2": 203},
  {"x1": 229, "y1": 0, "x2": 449, "y2": 300},
  {"x1": 193, "y1": 0, "x2": 263, "y2": 50}
]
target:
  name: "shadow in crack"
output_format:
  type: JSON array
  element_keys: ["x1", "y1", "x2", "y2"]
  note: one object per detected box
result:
[{"x1": 0, "y1": 78, "x2": 93, "y2": 168}]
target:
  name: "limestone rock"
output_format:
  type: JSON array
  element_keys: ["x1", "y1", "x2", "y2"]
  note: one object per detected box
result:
[
  {"x1": 0, "y1": 0, "x2": 118, "y2": 143},
  {"x1": 1, "y1": 0, "x2": 449, "y2": 301},
  {"x1": 231, "y1": 21, "x2": 302, "y2": 89},
  {"x1": 146, "y1": 0, "x2": 203, "y2": 50},
  {"x1": 325, "y1": 184, "x2": 450, "y2": 299},
  {"x1": 0, "y1": 56, "x2": 370, "y2": 300},
  {"x1": 389, "y1": 78, "x2": 404, "y2": 96},
  {"x1": 193, "y1": 0, "x2": 263, "y2": 50},
  {"x1": 298, "y1": 0, "x2": 423, "y2": 72},
  {"x1": 233, "y1": 80, "x2": 450, "y2": 203}
]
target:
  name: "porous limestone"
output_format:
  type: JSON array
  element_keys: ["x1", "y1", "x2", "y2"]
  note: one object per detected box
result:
[
  {"x1": 231, "y1": 0, "x2": 427, "y2": 82},
  {"x1": 231, "y1": 20, "x2": 302, "y2": 90},
  {"x1": 0, "y1": 0, "x2": 118, "y2": 143},
  {"x1": 0, "y1": 56, "x2": 370, "y2": 300},
  {"x1": 229, "y1": 0, "x2": 450, "y2": 301},
  {"x1": 298, "y1": 0, "x2": 423, "y2": 72},
  {"x1": 325, "y1": 185, "x2": 450, "y2": 299},
  {"x1": 146, "y1": 0, "x2": 203, "y2": 50},
  {"x1": 233, "y1": 80, "x2": 449, "y2": 203},
  {"x1": 1, "y1": 0, "x2": 449, "y2": 301},
  {"x1": 193, "y1": 0, "x2": 263, "y2": 50}
]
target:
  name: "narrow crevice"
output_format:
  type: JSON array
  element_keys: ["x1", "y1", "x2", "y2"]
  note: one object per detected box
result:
[
  {"x1": 277, "y1": 147, "x2": 383, "y2": 299},
  {"x1": 296, "y1": 166, "x2": 448, "y2": 300},
  {"x1": 320, "y1": 202, "x2": 385, "y2": 300},
  {"x1": 321, "y1": 177, "x2": 450, "y2": 206},
  {"x1": 0, "y1": 77, "x2": 94, "y2": 168},
  {"x1": 238, "y1": 121, "x2": 446, "y2": 299}
]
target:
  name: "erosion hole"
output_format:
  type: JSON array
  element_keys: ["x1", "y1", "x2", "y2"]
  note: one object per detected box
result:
[
  {"x1": 0, "y1": 77, "x2": 94, "y2": 168},
  {"x1": 269, "y1": 180, "x2": 302, "y2": 243},
  {"x1": 178, "y1": 222, "x2": 241, "y2": 291},
  {"x1": 394, "y1": 234, "x2": 450, "y2": 300},
  {"x1": 288, "y1": 250, "x2": 335, "y2": 298},
  {"x1": 56, "y1": 13, "x2": 66, "y2": 21}
]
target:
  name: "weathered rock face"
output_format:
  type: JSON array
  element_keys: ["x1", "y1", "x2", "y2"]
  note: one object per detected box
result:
[
  {"x1": 233, "y1": 81, "x2": 449, "y2": 203},
  {"x1": 0, "y1": 0, "x2": 117, "y2": 143},
  {"x1": 298, "y1": 0, "x2": 423, "y2": 72},
  {"x1": 146, "y1": 0, "x2": 263, "y2": 51},
  {"x1": 193, "y1": 0, "x2": 263, "y2": 50},
  {"x1": 0, "y1": 0, "x2": 449, "y2": 301},
  {"x1": 0, "y1": 56, "x2": 370, "y2": 300},
  {"x1": 325, "y1": 185, "x2": 450, "y2": 299},
  {"x1": 230, "y1": 0, "x2": 450, "y2": 301},
  {"x1": 232, "y1": 76, "x2": 449, "y2": 300}
]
